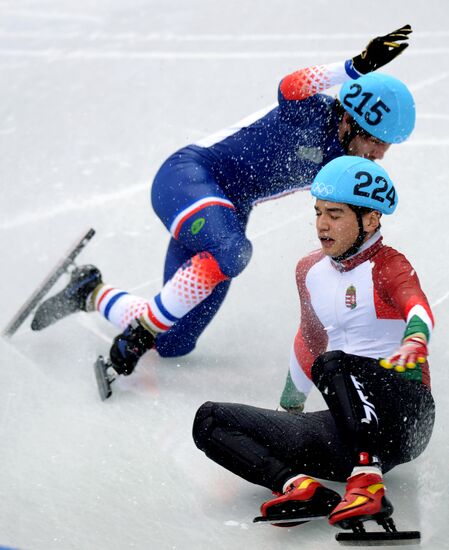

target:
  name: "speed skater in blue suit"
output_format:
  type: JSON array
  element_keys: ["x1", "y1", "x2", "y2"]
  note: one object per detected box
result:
[{"x1": 32, "y1": 25, "x2": 415, "y2": 381}]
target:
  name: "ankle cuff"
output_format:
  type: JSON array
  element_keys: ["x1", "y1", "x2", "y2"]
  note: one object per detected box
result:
[
  {"x1": 87, "y1": 283, "x2": 105, "y2": 311},
  {"x1": 350, "y1": 465, "x2": 382, "y2": 478}
]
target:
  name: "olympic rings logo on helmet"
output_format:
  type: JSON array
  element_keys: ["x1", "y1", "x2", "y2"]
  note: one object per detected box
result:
[{"x1": 311, "y1": 182, "x2": 335, "y2": 197}]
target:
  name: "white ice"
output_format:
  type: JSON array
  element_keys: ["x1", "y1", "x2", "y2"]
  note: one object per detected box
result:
[{"x1": 1, "y1": 1, "x2": 449, "y2": 549}]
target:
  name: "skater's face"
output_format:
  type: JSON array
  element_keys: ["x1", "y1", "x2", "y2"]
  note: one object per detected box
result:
[
  {"x1": 347, "y1": 134, "x2": 391, "y2": 161},
  {"x1": 314, "y1": 200, "x2": 380, "y2": 258},
  {"x1": 339, "y1": 113, "x2": 391, "y2": 161}
]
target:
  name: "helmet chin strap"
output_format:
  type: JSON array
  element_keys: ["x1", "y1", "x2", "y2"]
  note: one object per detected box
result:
[{"x1": 332, "y1": 210, "x2": 367, "y2": 262}]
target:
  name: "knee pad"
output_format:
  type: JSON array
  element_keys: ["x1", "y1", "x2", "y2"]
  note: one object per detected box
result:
[
  {"x1": 175, "y1": 203, "x2": 252, "y2": 279},
  {"x1": 210, "y1": 233, "x2": 252, "y2": 278},
  {"x1": 311, "y1": 351, "x2": 371, "y2": 420},
  {"x1": 311, "y1": 351, "x2": 380, "y2": 456},
  {"x1": 311, "y1": 350, "x2": 347, "y2": 387},
  {"x1": 192, "y1": 401, "x2": 216, "y2": 450}
]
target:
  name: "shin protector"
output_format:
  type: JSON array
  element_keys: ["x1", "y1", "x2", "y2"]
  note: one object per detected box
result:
[{"x1": 311, "y1": 351, "x2": 380, "y2": 468}]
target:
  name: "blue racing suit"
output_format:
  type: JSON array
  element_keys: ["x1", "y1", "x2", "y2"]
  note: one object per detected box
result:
[{"x1": 151, "y1": 66, "x2": 348, "y2": 356}]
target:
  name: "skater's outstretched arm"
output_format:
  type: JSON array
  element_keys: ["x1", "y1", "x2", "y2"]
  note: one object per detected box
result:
[
  {"x1": 279, "y1": 24, "x2": 412, "y2": 101},
  {"x1": 372, "y1": 247, "x2": 434, "y2": 383}
]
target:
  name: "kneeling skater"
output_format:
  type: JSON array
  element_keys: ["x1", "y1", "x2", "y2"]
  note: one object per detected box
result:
[{"x1": 192, "y1": 156, "x2": 435, "y2": 534}]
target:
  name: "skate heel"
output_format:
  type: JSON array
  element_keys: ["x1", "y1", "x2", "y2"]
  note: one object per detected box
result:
[{"x1": 336, "y1": 515, "x2": 421, "y2": 546}]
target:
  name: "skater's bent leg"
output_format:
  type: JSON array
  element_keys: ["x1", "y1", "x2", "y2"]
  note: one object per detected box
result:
[
  {"x1": 311, "y1": 350, "x2": 436, "y2": 471},
  {"x1": 311, "y1": 352, "x2": 392, "y2": 525},
  {"x1": 140, "y1": 202, "x2": 251, "y2": 339},
  {"x1": 101, "y1": 158, "x2": 254, "y2": 367},
  {"x1": 92, "y1": 250, "x2": 229, "y2": 330},
  {"x1": 152, "y1": 204, "x2": 251, "y2": 354},
  {"x1": 173, "y1": 202, "x2": 252, "y2": 278},
  {"x1": 152, "y1": 157, "x2": 252, "y2": 281},
  {"x1": 193, "y1": 402, "x2": 295, "y2": 491},
  {"x1": 150, "y1": 157, "x2": 253, "y2": 351},
  {"x1": 154, "y1": 238, "x2": 231, "y2": 356},
  {"x1": 312, "y1": 351, "x2": 381, "y2": 466},
  {"x1": 193, "y1": 401, "x2": 353, "y2": 491},
  {"x1": 89, "y1": 234, "x2": 243, "y2": 368}
]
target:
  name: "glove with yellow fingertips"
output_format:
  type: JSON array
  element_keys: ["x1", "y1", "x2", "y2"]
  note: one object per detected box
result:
[
  {"x1": 379, "y1": 335, "x2": 428, "y2": 382},
  {"x1": 352, "y1": 24, "x2": 412, "y2": 74}
]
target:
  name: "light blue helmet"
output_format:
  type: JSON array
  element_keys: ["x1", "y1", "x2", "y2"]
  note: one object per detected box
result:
[
  {"x1": 339, "y1": 73, "x2": 415, "y2": 144},
  {"x1": 311, "y1": 155, "x2": 397, "y2": 214}
]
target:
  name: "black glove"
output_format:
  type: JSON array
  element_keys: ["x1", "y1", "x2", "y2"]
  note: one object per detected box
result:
[
  {"x1": 352, "y1": 24, "x2": 412, "y2": 74},
  {"x1": 109, "y1": 320, "x2": 155, "y2": 375}
]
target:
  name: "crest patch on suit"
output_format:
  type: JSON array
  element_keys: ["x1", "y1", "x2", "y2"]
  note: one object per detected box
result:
[{"x1": 345, "y1": 285, "x2": 357, "y2": 309}]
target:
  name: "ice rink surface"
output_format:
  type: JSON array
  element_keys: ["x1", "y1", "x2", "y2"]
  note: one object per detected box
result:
[{"x1": 1, "y1": 1, "x2": 449, "y2": 548}]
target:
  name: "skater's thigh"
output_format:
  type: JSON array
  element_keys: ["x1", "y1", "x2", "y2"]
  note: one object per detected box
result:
[
  {"x1": 209, "y1": 402, "x2": 352, "y2": 480},
  {"x1": 151, "y1": 155, "x2": 233, "y2": 234}
]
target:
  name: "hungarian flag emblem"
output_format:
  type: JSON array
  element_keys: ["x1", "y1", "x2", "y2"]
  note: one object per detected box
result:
[{"x1": 345, "y1": 285, "x2": 357, "y2": 309}]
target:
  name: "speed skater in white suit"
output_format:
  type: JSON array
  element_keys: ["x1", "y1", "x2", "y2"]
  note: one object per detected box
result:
[{"x1": 193, "y1": 156, "x2": 435, "y2": 535}]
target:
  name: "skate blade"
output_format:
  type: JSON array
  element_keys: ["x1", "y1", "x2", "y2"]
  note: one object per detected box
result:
[
  {"x1": 94, "y1": 356, "x2": 113, "y2": 401},
  {"x1": 2, "y1": 227, "x2": 95, "y2": 338},
  {"x1": 336, "y1": 530, "x2": 421, "y2": 546},
  {"x1": 253, "y1": 514, "x2": 325, "y2": 526}
]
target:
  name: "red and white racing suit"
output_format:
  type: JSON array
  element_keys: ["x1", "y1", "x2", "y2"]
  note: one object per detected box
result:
[
  {"x1": 290, "y1": 232, "x2": 434, "y2": 398},
  {"x1": 193, "y1": 233, "x2": 436, "y2": 488}
]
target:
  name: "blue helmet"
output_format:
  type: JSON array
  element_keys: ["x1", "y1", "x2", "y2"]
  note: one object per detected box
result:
[
  {"x1": 311, "y1": 155, "x2": 397, "y2": 214},
  {"x1": 339, "y1": 73, "x2": 415, "y2": 144}
]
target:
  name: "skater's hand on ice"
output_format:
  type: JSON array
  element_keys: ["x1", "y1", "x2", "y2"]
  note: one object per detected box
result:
[
  {"x1": 352, "y1": 24, "x2": 412, "y2": 74},
  {"x1": 379, "y1": 335, "x2": 428, "y2": 373}
]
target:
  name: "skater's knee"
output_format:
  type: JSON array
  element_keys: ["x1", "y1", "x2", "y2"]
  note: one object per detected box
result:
[
  {"x1": 311, "y1": 350, "x2": 347, "y2": 385},
  {"x1": 212, "y1": 233, "x2": 253, "y2": 278},
  {"x1": 192, "y1": 401, "x2": 217, "y2": 450}
]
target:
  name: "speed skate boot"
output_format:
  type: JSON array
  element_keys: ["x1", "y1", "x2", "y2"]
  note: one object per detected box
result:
[
  {"x1": 109, "y1": 319, "x2": 156, "y2": 376},
  {"x1": 31, "y1": 265, "x2": 102, "y2": 331},
  {"x1": 328, "y1": 470, "x2": 393, "y2": 530},
  {"x1": 258, "y1": 475, "x2": 341, "y2": 527}
]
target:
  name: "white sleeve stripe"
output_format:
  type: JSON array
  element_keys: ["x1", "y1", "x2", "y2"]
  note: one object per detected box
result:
[
  {"x1": 325, "y1": 60, "x2": 353, "y2": 85},
  {"x1": 407, "y1": 304, "x2": 434, "y2": 336}
]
